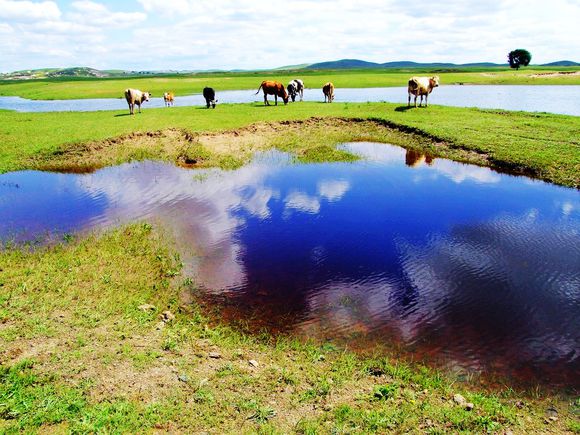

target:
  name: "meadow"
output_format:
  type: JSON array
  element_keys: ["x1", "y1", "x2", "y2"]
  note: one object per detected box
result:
[
  {"x1": 1, "y1": 101, "x2": 579, "y2": 187},
  {"x1": 0, "y1": 66, "x2": 578, "y2": 100},
  {"x1": 1, "y1": 71, "x2": 579, "y2": 432}
]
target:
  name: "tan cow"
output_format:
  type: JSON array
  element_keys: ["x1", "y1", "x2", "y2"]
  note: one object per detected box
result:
[
  {"x1": 163, "y1": 92, "x2": 174, "y2": 107},
  {"x1": 407, "y1": 76, "x2": 439, "y2": 107},
  {"x1": 124, "y1": 88, "x2": 151, "y2": 114},
  {"x1": 322, "y1": 82, "x2": 334, "y2": 103},
  {"x1": 255, "y1": 80, "x2": 289, "y2": 105}
]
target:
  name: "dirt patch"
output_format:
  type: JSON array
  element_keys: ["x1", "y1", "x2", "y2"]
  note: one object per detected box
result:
[
  {"x1": 529, "y1": 71, "x2": 580, "y2": 78},
  {"x1": 23, "y1": 117, "x2": 511, "y2": 179}
]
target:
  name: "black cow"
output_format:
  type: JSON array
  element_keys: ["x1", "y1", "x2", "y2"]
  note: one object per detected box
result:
[{"x1": 203, "y1": 87, "x2": 217, "y2": 108}]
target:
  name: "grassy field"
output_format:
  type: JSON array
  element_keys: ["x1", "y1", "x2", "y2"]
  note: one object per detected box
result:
[
  {"x1": 1, "y1": 224, "x2": 578, "y2": 433},
  {"x1": 0, "y1": 67, "x2": 579, "y2": 100},
  {"x1": 1, "y1": 102, "x2": 579, "y2": 187}
]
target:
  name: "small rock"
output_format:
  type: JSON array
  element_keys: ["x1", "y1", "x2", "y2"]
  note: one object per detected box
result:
[
  {"x1": 465, "y1": 402, "x2": 474, "y2": 411},
  {"x1": 453, "y1": 394, "x2": 466, "y2": 405},
  {"x1": 160, "y1": 310, "x2": 175, "y2": 323},
  {"x1": 503, "y1": 430, "x2": 514, "y2": 435},
  {"x1": 546, "y1": 406, "x2": 558, "y2": 417},
  {"x1": 515, "y1": 400, "x2": 524, "y2": 409},
  {"x1": 548, "y1": 416, "x2": 558, "y2": 422},
  {"x1": 248, "y1": 359, "x2": 259, "y2": 368},
  {"x1": 138, "y1": 303, "x2": 156, "y2": 312},
  {"x1": 208, "y1": 352, "x2": 221, "y2": 359},
  {"x1": 323, "y1": 404, "x2": 332, "y2": 412},
  {"x1": 178, "y1": 374, "x2": 188, "y2": 383},
  {"x1": 155, "y1": 321, "x2": 166, "y2": 330}
]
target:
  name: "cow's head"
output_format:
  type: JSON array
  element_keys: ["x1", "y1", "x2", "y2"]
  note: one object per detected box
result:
[
  {"x1": 430, "y1": 76, "x2": 440, "y2": 88},
  {"x1": 143, "y1": 92, "x2": 151, "y2": 101},
  {"x1": 287, "y1": 83, "x2": 297, "y2": 102},
  {"x1": 282, "y1": 88, "x2": 289, "y2": 105}
]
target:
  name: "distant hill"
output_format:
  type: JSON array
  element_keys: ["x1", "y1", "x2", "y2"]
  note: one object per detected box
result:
[
  {"x1": 307, "y1": 59, "x2": 384, "y2": 69},
  {"x1": 0, "y1": 67, "x2": 125, "y2": 80},
  {"x1": 541, "y1": 60, "x2": 579, "y2": 66},
  {"x1": 306, "y1": 59, "x2": 511, "y2": 70}
]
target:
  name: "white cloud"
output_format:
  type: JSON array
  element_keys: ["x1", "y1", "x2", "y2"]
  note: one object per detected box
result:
[
  {"x1": 69, "y1": 1, "x2": 146, "y2": 27},
  {"x1": 0, "y1": 0, "x2": 61, "y2": 21},
  {"x1": 0, "y1": 0, "x2": 578, "y2": 72}
]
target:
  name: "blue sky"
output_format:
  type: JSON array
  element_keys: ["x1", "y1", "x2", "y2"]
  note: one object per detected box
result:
[{"x1": 0, "y1": 0, "x2": 578, "y2": 72}]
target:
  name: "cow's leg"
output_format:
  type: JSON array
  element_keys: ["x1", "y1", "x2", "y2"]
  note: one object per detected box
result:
[
  {"x1": 408, "y1": 93, "x2": 411, "y2": 107},
  {"x1": 264, "y1": 94, "x2": 269, "y2": 106},
  {"x1": 414, "y1": 95, "x2": 417, "y2": 107},
  {"x1": 137, "y1": 102, "x2": 141, "y2": 113},
  {"x1": 129, "y1": 103, "x2": 134, "y2": 115},
  {"x1": 425, "y1": 94, "x2": 428, "y2": 107},
  {"x1": 275, "y1": 94, "x2": 278, "y2": 106},
  {"x1": 206, "y1": 99, "x2": 210, "y2": 108}
]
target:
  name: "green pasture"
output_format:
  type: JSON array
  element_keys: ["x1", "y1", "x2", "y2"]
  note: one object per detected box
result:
[
  {"x1": 0, "y1": 66, "x2": 579, "y2": 100},
  {"x1": 1, "y1": 102, "x2": 578, "y2": 187}
]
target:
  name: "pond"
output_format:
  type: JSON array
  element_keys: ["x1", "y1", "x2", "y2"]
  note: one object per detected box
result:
[
  {"x1": 1, "y1": 143, "x2": 579, "y2": 387},
  {"x1": 0, "y1": 85, "x2": 579, "y2": 115}
]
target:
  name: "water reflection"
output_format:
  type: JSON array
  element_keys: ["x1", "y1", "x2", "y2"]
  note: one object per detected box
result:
[
  {"x1": 405, "y1": 149, "x2": 434, "y2": 167},
  {"x1": 1, "y1": 142, "x2": 579, "y2": 386}
]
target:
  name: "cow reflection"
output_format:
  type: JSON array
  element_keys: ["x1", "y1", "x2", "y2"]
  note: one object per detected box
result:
[{"x1": 405, "y1": 149, "x2": 434, "y2": 167}]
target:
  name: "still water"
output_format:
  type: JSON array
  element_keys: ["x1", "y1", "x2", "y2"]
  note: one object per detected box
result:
[
  {"x1": 0, "y1": 85, "x2": 579, "y2": 115},
  {"x1": 1, "y1": 143, "x2": 579, "y2": 386}
]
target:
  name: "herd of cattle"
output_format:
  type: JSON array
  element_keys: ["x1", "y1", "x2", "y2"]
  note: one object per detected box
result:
[{"x1": 123, "y1": 75, "x2": 439, "y2": 115}]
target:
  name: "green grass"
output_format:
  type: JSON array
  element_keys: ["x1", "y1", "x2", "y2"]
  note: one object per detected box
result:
[
  {"x1": 1, "y1": 224, "x2": 578, "y2": 433},
  {"x1": 0, "y1": 66, "x2": 579, "y2": 100},
  {"x1": 1, "y1": 102, "x2": 579, "y2": 187}
]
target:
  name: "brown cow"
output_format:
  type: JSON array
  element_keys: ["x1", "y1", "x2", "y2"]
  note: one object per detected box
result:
[
  {"x1": 323, "y1": 82, "x2": 334, "y2": 103},
  {"x1": 163, "y1": 92, "x2": 174, "y2": 107},
  {"x1": 255, "y1": 80, "x2": 289, "y2": 105},
  {"x1": 124, "y1": 88, "x2": 151, "y2": 115}
]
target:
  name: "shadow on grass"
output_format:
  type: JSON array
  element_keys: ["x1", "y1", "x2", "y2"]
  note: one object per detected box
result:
[{"x1": 394, "y1": 106, "x2": 414, "y2": 112}]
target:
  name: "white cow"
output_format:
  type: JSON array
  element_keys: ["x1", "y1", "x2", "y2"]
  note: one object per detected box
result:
[
  {"x1": 124, "y1": 88, "x2": 151, "y2": 114},
  {"x1": 287, "y1": 79, "x2": 304, "y2": 102},
  {"x1": 407, "y1": 76, "x2": 439, "y2": 107}
]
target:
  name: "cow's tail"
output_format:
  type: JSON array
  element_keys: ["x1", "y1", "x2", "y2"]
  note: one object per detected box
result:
[
  {"x1": 255, "y1": 84, "x2": 263, "y2": 95},
  {"x1": 408, "y1": 78, "x2": 419, "y2": 91}
]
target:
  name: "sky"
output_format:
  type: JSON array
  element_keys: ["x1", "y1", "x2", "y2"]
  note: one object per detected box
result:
[{"x1": 0, "y1": 0, "x2": 579, "y2": 73}]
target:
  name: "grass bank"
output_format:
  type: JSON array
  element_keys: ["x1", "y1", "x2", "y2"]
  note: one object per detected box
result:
[
  {"x1": 0, "y1": 67, "x2": 579, "y2": 100},
  {"x1": 1, "y1": 102, "x2": 579, "y2": 187},
  {"x1": 1, "y1": 224, "x2": 578, "y2": 433}
]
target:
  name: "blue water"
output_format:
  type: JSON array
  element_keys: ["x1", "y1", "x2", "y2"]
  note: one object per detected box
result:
[
  {"x1": 1, "y1": 143, "x2": 579, "y2": 385},
  {"x1": 0, "y1": 85, "x2": 579, "y2": 115}
]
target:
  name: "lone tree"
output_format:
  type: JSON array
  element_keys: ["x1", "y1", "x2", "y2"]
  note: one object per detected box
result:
[{"x1": 508, "y1": 49, "x2": 532, "y2": 69}]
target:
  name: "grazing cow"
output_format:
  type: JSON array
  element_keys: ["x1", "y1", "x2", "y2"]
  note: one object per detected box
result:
[
  {"x1": 163, "y1": 92, "x2": 174, "y2": 107},
  {"x1": 287, "y1": 79, "x2": 304, "y2": 102},
  {"x1": 255, "y1": 80, "x2": 289, "y2": 105},
  {"x1": 124, "y1": 88, "x2": 151, "y2": 115},
  {"x1": 203, "y1": 87, "x2": 217, "y2": 108},
  {"x1": 407, "y1": 76, "x2": 439, "y2": 107},
  {"x1": 322, "y1": 82, "x2": 334, "y2": 103}
]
